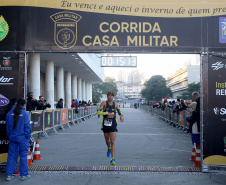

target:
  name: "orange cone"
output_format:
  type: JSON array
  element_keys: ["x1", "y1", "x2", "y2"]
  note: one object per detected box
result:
[
  {"x1": 194, "y1": 145, "x2": 201, "y2": 167},
  {"x1": 33, "y1": 140, "x2": 42, "y2": 160},
  {"x1": 190, "y1": 142, "x2": 196, "y2": 161},
  {"x1": 27, "y1": 151, "x2": 34, "y2": 165}
]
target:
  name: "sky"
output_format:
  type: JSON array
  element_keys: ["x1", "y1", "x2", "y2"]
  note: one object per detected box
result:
[{"x1": 103, "y1": 54, "x2": 200, "y2": 81}]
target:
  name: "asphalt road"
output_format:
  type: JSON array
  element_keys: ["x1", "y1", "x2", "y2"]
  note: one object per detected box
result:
[{"x1": 1, "y1": 107, "x2": 225, "y2": 184}]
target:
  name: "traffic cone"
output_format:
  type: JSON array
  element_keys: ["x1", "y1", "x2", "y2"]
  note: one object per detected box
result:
[
  {"x1": 33, "y1": 140, "x2": 42, "y2": 160},
  {"x1": 194, "y1": 145, "x2": 201, "y2": 167},
  {"x1": 190, "y1": 142, "x2": 196, "y2": 161},
  {"x1": 27, "y1": 151, "x2": 34, "y2": 165}
]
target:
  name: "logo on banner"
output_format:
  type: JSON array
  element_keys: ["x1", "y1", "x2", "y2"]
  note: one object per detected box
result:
[
  {"x1": 213, "y1": 107, "x2": 226, "y2": 115},
  {"x1": 3, "y1": 57, "x2": 11, "y2": 67},
  {"x1": 50, "y1": 12, "x2": 82, "y2": 49},
  {"x1": 0, "y1": 94, "x2": 9, "y2": 107},
  {"x1": 220, "y1": 17, "x2": 226, "y2": 43},
  {"x1": 211, "y1": 61, "x2": 225, "y2": 70},
  {"x1": 0, "y1": 15, "x2": 9, "y2": 41},
  {"x1": 0, "y1": 76, "x2": 14, "y2": 85}
]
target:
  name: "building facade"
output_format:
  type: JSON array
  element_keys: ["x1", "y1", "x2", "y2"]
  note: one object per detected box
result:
[
  {"x1": 27, "y1": 53, "x2": 104, "y2": 108},
  {"x1": 166, "y1": 65, "x2": 200, "y2": 98},
  {"x1": 117, "y1": 83, "x2": 144, "y2": 99}
]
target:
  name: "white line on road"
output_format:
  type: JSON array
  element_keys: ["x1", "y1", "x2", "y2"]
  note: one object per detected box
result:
[{"x1": 161, "y1": 148, "x2": 191, "y2": 153}]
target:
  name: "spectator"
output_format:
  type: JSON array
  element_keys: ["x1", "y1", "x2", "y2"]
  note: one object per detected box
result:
[
  {"x1": 37, "y1": 96, "x2": 51, "y2": 110},
  {"x1": 56, "y1": 98, "x2": 63, "y2": 108},
  {"x1": 186, "y1": 101, "x2": 200, "y2": 146},
  {"x1": 81, "y1": 101, "x2": 86, "y2": 107},
  {"x1": 75, "y1": 99, "x2": 79, "y2": 107},
  {"x1": 5, "y1": 98, "x2": 31, "y2": 181},
  {"x1": 5, "y1": 98, "x2": 18, "y2": 116},
  {"x1": 179, "y1": 99, "x2": 188, "y2": 111},
  {"x1": 71, "y1": 99, "x2": 76, "y2": 108},
  {"x1": 192, "y1": 91, "x2": 200, "y2": 133},
  {"x1": 78, "y1": 101, "x2": 82, "y2": 107},
  {"x1": 26, "y1": 92, "x2": 39, "y2": 111}
]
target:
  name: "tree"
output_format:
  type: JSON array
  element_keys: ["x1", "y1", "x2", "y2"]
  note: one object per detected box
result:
[
  {"x1": 141, "y1": 75, "x2": 172, "y2": 101},
  {"x1": 92, "y1": 85, "x2": 102, "y2": 103},
  {"x1": 92, "y1": 77, "x2": 118, "y2": 102},
  {"x1": 177, "y1": 82, "x2": 200, "y2": 100}
]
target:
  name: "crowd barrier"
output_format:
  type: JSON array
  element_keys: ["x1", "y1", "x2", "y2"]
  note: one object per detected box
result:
[
  {"x1": 28, "y1": 106, "x2": 97, "y2": 142},
  {"x1": 140, "y1": 105, "x2": 191, "y2": 132},
  {"x1": 0, "y1": 106, "x2": 97, "y2": 166}
]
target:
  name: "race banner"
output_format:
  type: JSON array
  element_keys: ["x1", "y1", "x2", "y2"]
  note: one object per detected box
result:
[
  {"x1": 0, "y1": 53, "x2": 25, "y2": 162},
  {"x1": 0, "y1": 0, "x2": 226, "y2": 52},
  {"x1": 203, "y1": 55, "x2": 226, "y2": 165}
]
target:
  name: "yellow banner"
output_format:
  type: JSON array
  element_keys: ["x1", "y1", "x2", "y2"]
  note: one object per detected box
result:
[{"x1": 1, "y1": 0, "x2": 226, "y2": 17}]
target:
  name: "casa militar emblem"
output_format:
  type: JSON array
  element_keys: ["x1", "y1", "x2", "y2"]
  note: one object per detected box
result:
[
  {"x1": 50, "y1": 12, "x2": 82, "y2": 49},
  {"x1": 3, "y1": 57, "x2": 11, "y2": 67},
  {"x1": 0, "y1": 15, "x2": 9, "y2": 41}
]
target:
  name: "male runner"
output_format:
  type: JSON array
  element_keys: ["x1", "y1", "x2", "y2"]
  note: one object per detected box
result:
[{"x1": 97, "y1": 91, "x2": 124, "y2": 165}]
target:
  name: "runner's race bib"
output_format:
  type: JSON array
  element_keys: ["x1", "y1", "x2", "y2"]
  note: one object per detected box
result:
[{"x1": 104, "y1": 119, "x2": 113, "y2": 127}]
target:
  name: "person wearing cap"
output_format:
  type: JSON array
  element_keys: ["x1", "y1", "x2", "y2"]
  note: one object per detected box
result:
[{"x1": 97, "y1": 91, "x2": 124, "y2": 166}]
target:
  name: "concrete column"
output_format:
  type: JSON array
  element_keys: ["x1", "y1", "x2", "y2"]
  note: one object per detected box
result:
[
  {"x1": 65, "y1": 71, "x2": 71, "y2": 108},
  {"x1": 45, "y1": 61, "x2": 54, "y2": 108},
  {"x1": 72, "y1": 75, "x2": 77, "y2": 100},
  {"x1": 56, "y1": 67, "x2": 64, "y2": 102},
  {"x1": 29, "y1": 53, "x2": 40, "y2": 100},
  {"x1": 86, "y1": 83, "x2": 92, "y2": 102},
  {"x1": 85, "y1": 82, "x2": 89, "y2": 101},
  {"x1": 77, "y1": 78, "x2": 82, "y2": 101},
  {"x1": 89, "y1": 84, "x2": 93, "y2": 102},
  {"x1": 82, "y1": 80, "x2": 86, "y2": 101}
]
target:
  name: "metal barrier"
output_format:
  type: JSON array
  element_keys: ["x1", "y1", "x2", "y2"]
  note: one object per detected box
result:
[
  {"x1": 29, "y1": 106, "x2": 97, "y2": 137},
  {"x1": 54, "y1": 109, "x2": 61, "y2": 130},
  {"x1": 140, "y1": 105, "x2": 191, "y2": 132},
  {"x1": 0, "y1": 106, "x2": 97, "y2": 167}
]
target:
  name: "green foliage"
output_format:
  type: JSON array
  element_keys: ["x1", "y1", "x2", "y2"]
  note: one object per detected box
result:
[
  {"x1": 177, "y1": 82, "x2": 200, "y2": 100},
  {"x1": 141, "y1": 75, "x2": 172, "y2": 101},
  {"x1": 92, "y1": 77, "x2": 118, "y2": 102}
]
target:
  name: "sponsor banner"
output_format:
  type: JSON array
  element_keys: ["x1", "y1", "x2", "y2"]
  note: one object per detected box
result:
[
  {"x1": 44, "y1": 110, "x2": 54, "y2": 129},
  {"x1": 54, "y1": 109, "x2": 61, "y2": 126},
  {"x1": 0, "y1": 53, "x2": 25, "y2": 159},
  {"x1": 1, "y1": 0, "x2": 226, "y2": 18},
  {"x1": 203, "y1": 55, "x2": 226, "y2": 165},
  {"x1": 31, "y1": 111, "x2": 43, "y2": 133},
  {"x1": 0, "y1": 6, "x2": 226, "y2": 52},
  {"x1": 179, "y1": 111, "x2": 184, "y2": 126},
  {"x1": 68, "y1": 108, "x2": 72, "y2": 122},
  {"x1": 72, "y1": 108, "x2": 77, "y2": 121},
  {"x1": 61, "y1": 108, "x2": 67, "y2": 124}
]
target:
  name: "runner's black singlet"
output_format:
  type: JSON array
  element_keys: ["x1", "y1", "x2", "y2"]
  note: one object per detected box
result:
[{"x1": 101, "y1": 101, "x2": 118, "y2": 133}]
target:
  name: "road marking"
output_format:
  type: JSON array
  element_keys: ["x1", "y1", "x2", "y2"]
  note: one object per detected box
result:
[
  {"x1": 158, "y1": 138, "x2": 190, "y2": 143},
  {"x1": 161, "y1": 148, "x2": 191, "y2": 153}
]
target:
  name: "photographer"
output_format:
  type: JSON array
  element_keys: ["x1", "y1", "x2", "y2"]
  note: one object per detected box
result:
[
  {"x1": 37, "y1": 96, "x2": 51, "y2": 110},
  {"x1": 26, "y1": 92, "x2": 39, "y2": 111}
]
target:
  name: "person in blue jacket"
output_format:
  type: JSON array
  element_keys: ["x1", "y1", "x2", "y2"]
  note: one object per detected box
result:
[{"x1": 5, "y1": 98, "x2": 31, "y2": 181}]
